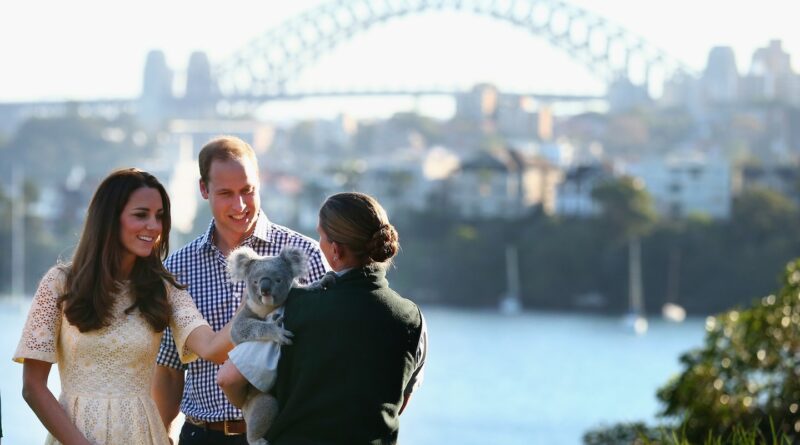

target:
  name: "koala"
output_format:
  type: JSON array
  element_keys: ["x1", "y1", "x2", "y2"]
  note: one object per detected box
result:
[{"x1": 227, "y1": 246, "x2": 309, "y2": 445}]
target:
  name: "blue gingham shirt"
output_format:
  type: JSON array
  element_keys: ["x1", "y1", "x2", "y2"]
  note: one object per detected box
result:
[{"x1": 156, "y1": 211, "x2": 327, "y2": 421}]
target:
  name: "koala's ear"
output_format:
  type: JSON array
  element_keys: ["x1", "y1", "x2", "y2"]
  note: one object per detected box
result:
[
  {"x1": 227, "y1": 246, "x2": 260, "y2": 282},
  {"x1": 280, "y1": 247, "x2": 309, "y2": 279}
]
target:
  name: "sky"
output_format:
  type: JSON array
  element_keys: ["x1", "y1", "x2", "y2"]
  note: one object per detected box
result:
[{"x1": 1, "y1": 0, "x2": 798, "y2": 120}]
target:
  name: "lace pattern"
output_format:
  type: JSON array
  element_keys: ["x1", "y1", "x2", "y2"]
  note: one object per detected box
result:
[{"x1": 14, "y1": 266, "x2": 210, "y2": 445}]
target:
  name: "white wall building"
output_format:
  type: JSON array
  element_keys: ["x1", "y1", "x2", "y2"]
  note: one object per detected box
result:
[
  {"x1": 627, "y1": 152, "x2": 732, "y2": 219},
  {"x1": 446, "y1": 148, "x2": 563, "y2": 219}
]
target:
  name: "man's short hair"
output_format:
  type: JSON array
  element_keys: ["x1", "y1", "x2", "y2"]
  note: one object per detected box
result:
[{"x1": 198, "y1": 136, "x2": 258, "y2": 186}]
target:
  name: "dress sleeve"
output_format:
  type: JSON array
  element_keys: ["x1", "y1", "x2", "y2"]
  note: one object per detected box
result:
[
  {"x1": 13, "y1": 267, "x2": 66, "y2": 364},
  {"x1": 167, "y1": 285, "x2": 210, "y2": 364}
]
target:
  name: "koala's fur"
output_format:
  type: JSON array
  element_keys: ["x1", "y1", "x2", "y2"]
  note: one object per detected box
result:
[{"x1": 227, "y1": 246, "x2": 309, "y2": 445}]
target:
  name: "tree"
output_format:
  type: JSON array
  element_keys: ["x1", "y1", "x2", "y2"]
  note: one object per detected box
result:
[
  {"x1": 592, "y1": 177, "x2": 657, "y2": 319},
  {"x1": 0, "y1": 113, "x2": 154, "y2": 188},
  {"x1": 656, "y1": 259, "x2": 800, "y2": 442},
  {"x1": 731, "y1": 186, "x2": 799, "y2": 245},
  {"x1": 591, "y1": 176, "x2": 656, "y2": 240}
]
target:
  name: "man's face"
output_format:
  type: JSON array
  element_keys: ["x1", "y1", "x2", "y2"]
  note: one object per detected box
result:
[{"x1": 200, "y1": 157, "x2": 261, "y2": 245}]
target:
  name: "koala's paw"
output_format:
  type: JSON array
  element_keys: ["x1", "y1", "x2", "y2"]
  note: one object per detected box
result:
[
  {"x1": 256, "y1": 322, "x2": 294, "y2": 345},
  {"x1": 275, "y1": 325, "x2": 294, "y2": 345},
  {"x1": 270, "y1": 313, "x2": 284, "y2": 324}
]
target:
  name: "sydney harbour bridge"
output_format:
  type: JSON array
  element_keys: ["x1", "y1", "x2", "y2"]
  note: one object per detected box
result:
[{"x1": 1, "y1": 0, "x2": 692, "y2": 128}]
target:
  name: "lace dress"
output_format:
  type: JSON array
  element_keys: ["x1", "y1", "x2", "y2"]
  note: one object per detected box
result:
[{"x1": 13, "y1": 267, "x2": 209, "y2": 445}]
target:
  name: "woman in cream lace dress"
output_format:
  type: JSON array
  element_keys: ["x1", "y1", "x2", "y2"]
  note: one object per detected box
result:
[{"x1": 13, "y1": 169, "x2": 269, "y2": 445}]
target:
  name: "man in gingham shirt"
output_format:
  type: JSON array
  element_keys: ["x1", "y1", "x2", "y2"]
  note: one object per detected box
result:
[{"x1": 153, "y1": 136, "x2": 327, "y2": 445}]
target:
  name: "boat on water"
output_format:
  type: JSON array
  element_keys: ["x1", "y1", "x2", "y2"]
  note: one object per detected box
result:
[
  {"x1": 661, "y1": 248, "x2": 686, "y2": 322},
  {"x1": 625, "y1": 236, "x2": 647, "y2": 334},
  {"x1": 662, "y1": 302, "x2": 686, "y2": 323},
  {"x1": 499, "y1": 245, "x2": 523, "y2": 315},
  {"x1": 499, "y1": 293, "x2": 522, "y2": 315},
  {"x1": 623, "y1": 310, "x2": 648, "y2": 335}
]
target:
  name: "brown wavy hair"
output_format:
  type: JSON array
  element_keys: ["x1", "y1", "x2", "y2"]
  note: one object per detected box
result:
[
  {"x1": 318, "y1": 192, "x2": 400, "y2": 266},
  {"x1": 59, "y1": 168, "x2": 185, "y2": 332}
]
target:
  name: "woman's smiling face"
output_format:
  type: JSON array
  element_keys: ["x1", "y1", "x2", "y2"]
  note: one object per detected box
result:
[{"x1": 119, "y1": 186, "x2": 163, "y2": 275}]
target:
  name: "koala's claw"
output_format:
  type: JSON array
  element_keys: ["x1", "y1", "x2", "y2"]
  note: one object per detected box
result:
[{"x1": 276, "y1": 327, "x2": 294, "y2": 345}]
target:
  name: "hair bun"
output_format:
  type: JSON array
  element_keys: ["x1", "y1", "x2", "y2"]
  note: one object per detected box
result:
[{"x1": 366, "y1": 223, "x2": 399, "y2": 262}]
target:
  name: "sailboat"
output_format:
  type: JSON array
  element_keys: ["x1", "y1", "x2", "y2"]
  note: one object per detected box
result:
[
  {"x1": 499, "y1": 244, "x2": 522, "y2": 315},
  {"x1": 623, "y1": 236, "x2": 648, "y2": 334},
  {"x1": 662, "y1": 247, "x2": 686, "y2": 322}
]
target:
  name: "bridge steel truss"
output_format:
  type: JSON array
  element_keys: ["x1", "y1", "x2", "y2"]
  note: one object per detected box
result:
[{"x1": 214, "y1": 0, "x2": 692, "y2": 106}]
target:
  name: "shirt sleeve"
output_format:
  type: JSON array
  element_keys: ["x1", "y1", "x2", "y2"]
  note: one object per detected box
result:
[
  {"x1": 167, "y1": 285, "x2": 211, "y2": 364},
  {"x1": 13, "y1": 267, "x2": 66, "y2": 364},
  {"x1": 283, "y1": 232, "x2": 329, "y2": 284},
  {"x1": 404, "y1": 310, "x2": 428, "y2": 398},
  {"x1": 302, "y1": 245, "x2": 328, "y2": 284},
  {"x1": 157, "y1": 255, "x2": 186, "y2": 369},
  {"x1": 156, "y1": 325, "x2": 185, "y2": 369}
]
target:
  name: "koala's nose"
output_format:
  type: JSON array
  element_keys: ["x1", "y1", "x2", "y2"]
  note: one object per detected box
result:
[{"x1": 259, "y1": 277, "x2": 273, "y2": 294}]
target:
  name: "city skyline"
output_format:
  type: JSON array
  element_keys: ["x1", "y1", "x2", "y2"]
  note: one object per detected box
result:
[{"x1": 2, "y1": 0, "x2": 798, "y2": 120}]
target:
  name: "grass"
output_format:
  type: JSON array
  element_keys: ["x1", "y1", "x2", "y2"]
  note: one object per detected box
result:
[{"x1": 585, "y1": 420, "x2": 794, "y2": 445}]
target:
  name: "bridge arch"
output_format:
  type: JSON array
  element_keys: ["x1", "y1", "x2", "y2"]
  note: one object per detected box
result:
[{"x1": 214, "y1": 0, "x2": 691, "y2": 101}]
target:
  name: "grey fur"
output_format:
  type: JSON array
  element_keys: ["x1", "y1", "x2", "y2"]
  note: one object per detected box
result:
[{"x1": 226, "y1": 246, "x2": 311, "y2": 444}]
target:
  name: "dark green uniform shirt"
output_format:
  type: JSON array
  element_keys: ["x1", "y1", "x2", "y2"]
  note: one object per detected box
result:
[{"x1": 266, "y1": 264, "x2": 424, "y2": 445}]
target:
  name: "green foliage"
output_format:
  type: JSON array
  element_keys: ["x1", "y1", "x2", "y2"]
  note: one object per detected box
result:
[
  {"x1": 583, "y1": 422, "x2": 663, "y2": 445},
  {"x1": 0, "y1": 113, "x2": 155, "y2": 188},
  {"x1": 388, "y1": 184, "x2": 800, "y2": 313},
  {"x1": 731, "y1": 187, "x2": 799, "y2": 245},
  {"x1": 0, "y1": 113, "x2": 159, "y2": 294},
  {"x1": 584, "y1": 421, "x2": 792, "y2": 445},
  {"x1": 391, "y1": 212, "x2": 508, "y2": 307},
  {"x1": 592, "y1": 176, "x2": 657, "y2": 240},
  {"x1": 517, "y1": 216, "x2": 627, "y2": 310},
  {"x1": 656, "y1": 259, "x2": 800, "y2": 442},
  {"x1": 0, "y1": 181, "x2": 69, "y2": 294}
]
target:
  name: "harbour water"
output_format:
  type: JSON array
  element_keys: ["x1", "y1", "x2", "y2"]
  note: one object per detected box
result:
[{"x1": 0, "y1": 299, "x2": 705, "y2": 445}]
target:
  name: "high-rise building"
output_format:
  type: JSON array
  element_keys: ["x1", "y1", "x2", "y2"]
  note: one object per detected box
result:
[
  {"x1": 183, "y1": 51, "x2": 217, "y2": 118},
  {"x1": 750, "y1": 40, "x2": 793, "y2": 77},
  {"x1": 741, "y1": 40, "x2": 800, "y2": 104},
  {"x1": 141, "y1": 50, "x2": 173, "y2": 102},
  {"x1": 702, "y1": 46, "x2": 739, "y2": 103},
  {"x1": 140, "y1": 50, "x2": 174, "y2": 126}
]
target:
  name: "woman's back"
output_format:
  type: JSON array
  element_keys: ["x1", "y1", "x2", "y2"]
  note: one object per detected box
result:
[{"x1": 267, "y1": 265, "x2": 423, "y2": 445}]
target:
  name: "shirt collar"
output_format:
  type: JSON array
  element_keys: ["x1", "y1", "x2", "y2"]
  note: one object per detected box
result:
[
  {"x1": 336, "y1": 262, "x2": 389, "y2": 285},
  {"x1": 334, "y1": 267, "x2": 353, "y2": 277},
  {"x1": 251, "y1": 210, "x2": 273, "y2": 244},
  {"x1": 196, "y1": 210, "x2": 273, "y2": 253}
]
